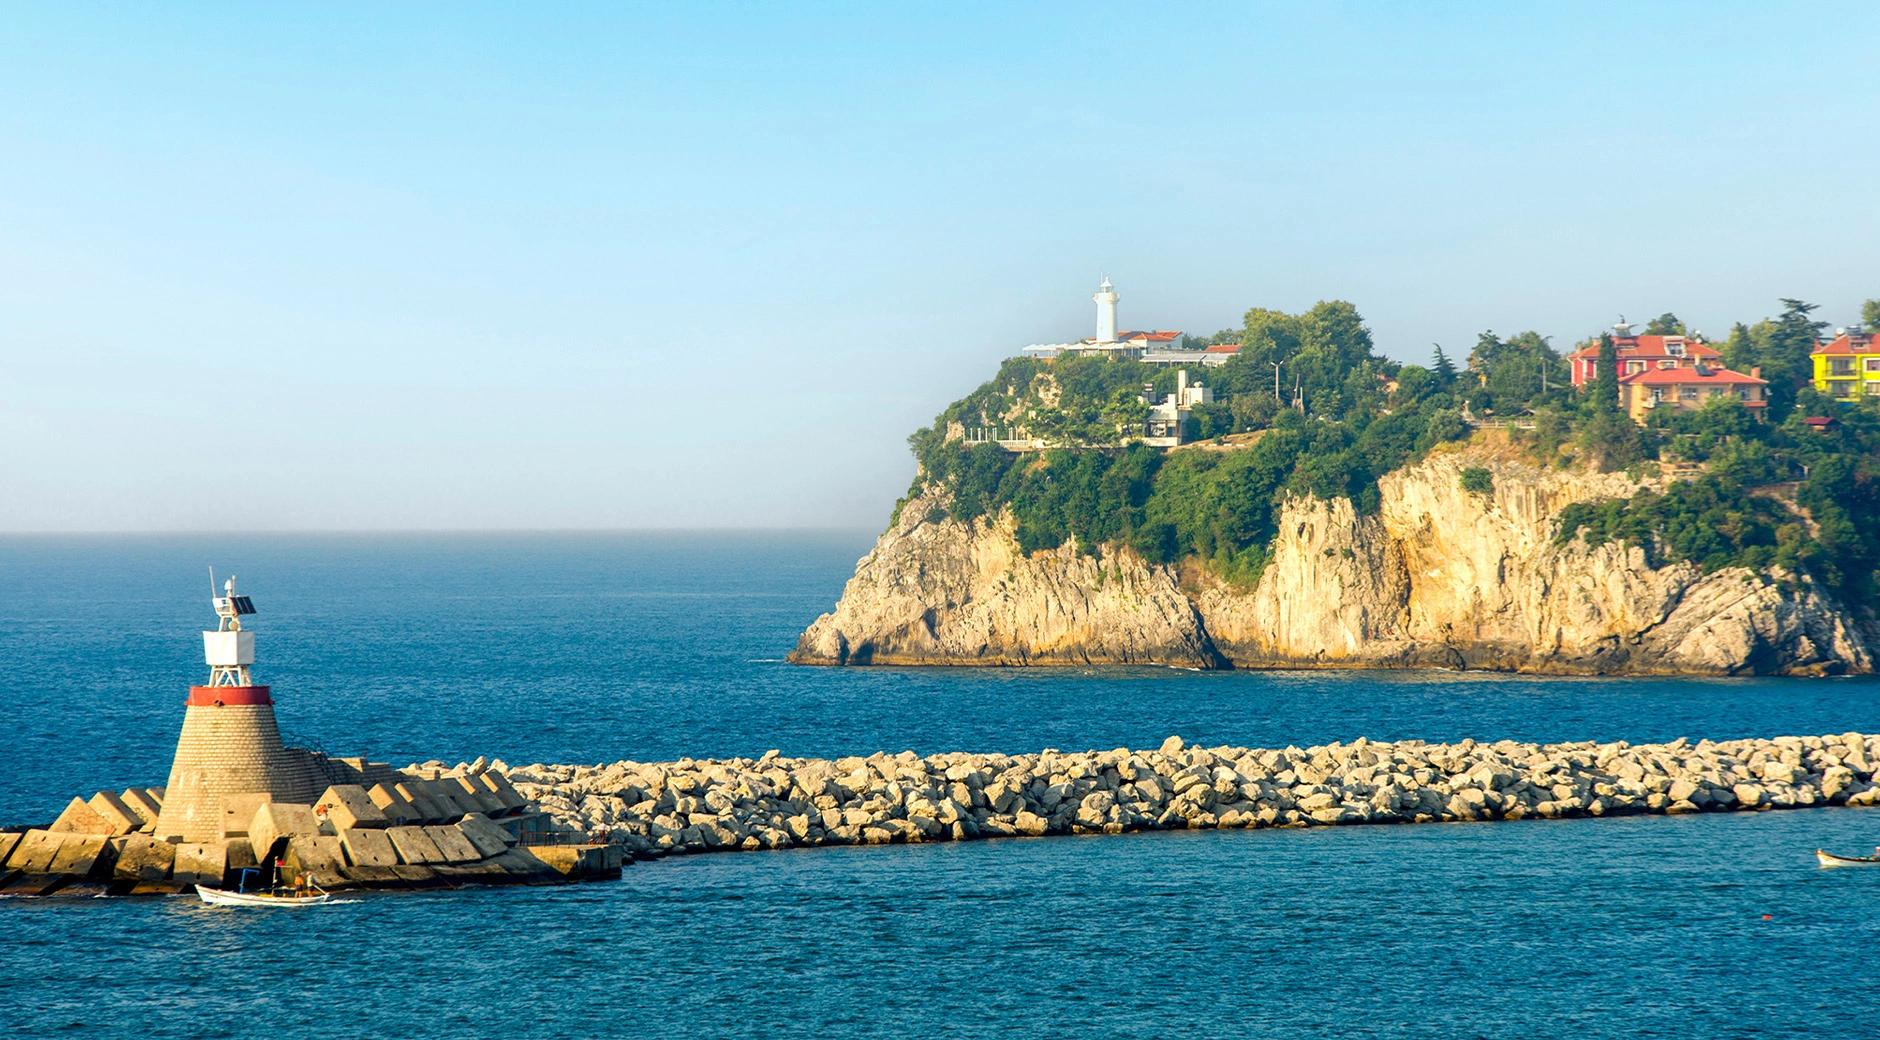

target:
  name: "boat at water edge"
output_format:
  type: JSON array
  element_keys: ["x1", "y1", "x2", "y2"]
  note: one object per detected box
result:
[
  {"x1": 1815, "y1": 849, "x2": 1880, "y2": 868},
  {"x1": 196, "y1": 884, "x2": 332, "y2": 907}
]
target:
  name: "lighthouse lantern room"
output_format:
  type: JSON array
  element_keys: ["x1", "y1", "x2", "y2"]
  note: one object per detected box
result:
[{"x1": 203, "y1": 571, "x2": 257, "y2": 687}]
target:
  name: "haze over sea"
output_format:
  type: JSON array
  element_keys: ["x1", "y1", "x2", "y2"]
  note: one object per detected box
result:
[{"x1": 4, "y1": 534, "x2": 1879, "y2": 1038}]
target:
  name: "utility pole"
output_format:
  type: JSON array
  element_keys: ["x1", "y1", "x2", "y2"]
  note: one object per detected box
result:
[{"x1": 1270, "y1": 361, "x2": 1282, "y2": 403}]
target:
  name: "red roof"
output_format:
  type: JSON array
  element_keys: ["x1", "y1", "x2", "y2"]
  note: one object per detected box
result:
[
  {"x1": 1812, "y1": 333, "x2": 1875, "y2": 355},
  {"x1": 1567, "y1": 335, "x2": 1719, "y2": 360},
  {"x1": 1203, "y1": 343, "x2": 1243, "y2": 354},
  {"x1": 1803, "y1": 416, "x2": 1837, "y2": 428},
  {"x1": 1621, "y1": 365, "x2": 1765, "y2": 386}
]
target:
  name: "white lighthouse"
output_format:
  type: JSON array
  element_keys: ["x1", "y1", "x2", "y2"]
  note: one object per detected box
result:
[{"x1": 1093, "y1": 276, "x2": 1118, "y2": 343}]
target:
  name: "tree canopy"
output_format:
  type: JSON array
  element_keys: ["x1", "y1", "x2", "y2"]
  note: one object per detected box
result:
[{"x1": 902, "y1": 296, "x2": 1880, "y2": 608}]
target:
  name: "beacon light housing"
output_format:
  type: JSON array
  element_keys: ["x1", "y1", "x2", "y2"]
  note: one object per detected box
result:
[{"x1": 202, "y1": 630, "x2": 255, "y2": 668}]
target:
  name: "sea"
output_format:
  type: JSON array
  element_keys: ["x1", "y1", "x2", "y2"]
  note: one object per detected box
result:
[{"x1": 2, "y1": 533, "x2": 1878, "y2": 1039}]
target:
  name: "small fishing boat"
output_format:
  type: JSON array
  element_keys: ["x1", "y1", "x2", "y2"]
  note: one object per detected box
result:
[
  {"x1": 196, "y1": 868, "x2": 332, "y2": 907},
  {"x1": 196, "y1": 885, "x2": 331, "y2": 907},
  {"x1": 1815, "y1": 848, "x2": 1880, "y2": 868}
]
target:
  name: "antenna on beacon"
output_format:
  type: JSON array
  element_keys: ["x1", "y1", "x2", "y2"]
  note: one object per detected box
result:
[{"x1": 205, "y1": 572, "x2": 258, "y2": 686}]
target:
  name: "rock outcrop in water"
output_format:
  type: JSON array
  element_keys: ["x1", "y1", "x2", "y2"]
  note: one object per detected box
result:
[
  {"x1": 792, "y1": 445, "x2": 1874, "y2": 675},
  {"x1": 510, "y1": 731, "x2": 1880, "y2": 856}
]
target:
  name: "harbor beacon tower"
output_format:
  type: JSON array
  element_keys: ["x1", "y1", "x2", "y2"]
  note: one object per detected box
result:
[{"x1": 153, "y1": 575, "x2": 321, "y2": 843}]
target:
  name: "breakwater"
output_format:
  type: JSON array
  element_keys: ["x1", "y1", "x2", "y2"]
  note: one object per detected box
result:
[{"x1": 509, "y1": 731, "x2": 1880, "y2": 855}]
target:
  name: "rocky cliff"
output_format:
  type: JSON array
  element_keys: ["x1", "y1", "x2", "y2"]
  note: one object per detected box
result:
[{"x1": 792, "y1": 445, "x2": 1875, "y2": 675}]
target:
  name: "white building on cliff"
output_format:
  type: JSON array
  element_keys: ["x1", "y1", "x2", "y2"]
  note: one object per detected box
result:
[{"x1": 1023, "y1": 278, "x2": 1186, "y2": 360}]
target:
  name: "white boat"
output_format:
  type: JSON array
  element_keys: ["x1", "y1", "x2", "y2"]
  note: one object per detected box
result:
[
  {"x1": 196, "y1": 884, "x2": 332, "y2": 907},
  {"x1": 196, "y1": 868, "x2": 333, "y2": 906},
  {"x1": 1815, "y1": 848, "x2": 1880, "y2": 868}
]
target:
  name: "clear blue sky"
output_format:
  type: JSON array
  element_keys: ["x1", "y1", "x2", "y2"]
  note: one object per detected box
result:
[{"x1": 3, "y1": 3, "x2": 1875, "y2": 531}]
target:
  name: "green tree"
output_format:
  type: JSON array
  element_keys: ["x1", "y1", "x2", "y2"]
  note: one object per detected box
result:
[
  {"x1": 1459, "y1": 467, "x2": 1494, "y2": 496},
  {"x1": 1721, "y1": 322, "x2": 1757, "y2": 372},
  {"x1": 1863, "y1": 298, "x2": 1880, "y2": 332},
  {"x1": 1644, "y1": 312, "x2": 1686, "y2": 336},
  {"x1": 1431, "y1": 345, "x2": 1458, "y2": 386},
  {"x1": 1762, "y1": 298, "x2": 1826, "y2": 420},
  {"x1": 1593, "y1": 333, "x2": 1619, "y2": 414}
]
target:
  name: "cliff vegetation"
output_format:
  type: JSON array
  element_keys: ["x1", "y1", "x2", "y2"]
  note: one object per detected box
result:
[{"x1": 904, "y1": 297, "x2": 1880, "y2": 605}]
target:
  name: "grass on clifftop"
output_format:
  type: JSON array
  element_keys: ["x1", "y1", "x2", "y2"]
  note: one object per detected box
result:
[{"x1": 902, "y1": 299, "x2": 1880, "y2": 605}]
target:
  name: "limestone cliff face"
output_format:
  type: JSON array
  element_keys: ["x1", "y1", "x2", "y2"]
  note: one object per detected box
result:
[
  {"x1": 792, "y1": 489, "x2": 1218, "y2": 667},
  {"x1": 792, "y1": 447, "x2": 1875, "y2": 676}
]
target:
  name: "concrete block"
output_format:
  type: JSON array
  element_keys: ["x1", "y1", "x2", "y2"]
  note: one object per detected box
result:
[
  {"x1": 218, "y1": 792, "x2": 272, "y2": 840},
  {"x1": 334, "y1": 863, "x2": 401, "y2": 886},
  {"x1": 48, "y1": 834, "x2": 111, "y2": 877},
  {"x1": 386, "y1": 825, "x2": 445, "y2": 865},
  {"x1": 0, "y1": 831, "x2": 20, "y2": 865},
  {"x1": 5, "y1": 830, "x2": 65, "y2": 873},
  {"x1": 86, "y1": 791, "x2": 143, "y2": 835},
  {"x1": 338, "y1": 828, "x2": 399, "y2": 868},
  {"x1": 525, "y1": 843, "x2": 622, "y2": 879},
  {"x1": 454, "y1": 813, "x2": 514, "y2": 858},
  {"x1": 479, "y1": 772, "x2": 530, "y2": 815},
  {"x1": 418, "y1": 780, "x2": 472, "y2": 820},
  {"x1": 118, "y1": 789, "x2": 163, "y2": 828},
  {"x1": 226, "y1": 836, "x2": 258, "y2": 874},
  {"x1": 366, "y1": 783, "x2": 421, "y2": 826},
  {"x1": 282, "y1": 835, "x2": 345, "y2": 884},
  {"x1": 111, "y1": 834, "x2": 177, "y2": 882},
  {"x1": 143, "y1": 787, "x2": 165, "y2": 807},
  {"x1": 433, "y1": 860, "x2": 509, "y2": 882},
  {"x1": 314, "y1": 785, "x2": 389, "y2": 831},
  {"x1": 2, "y1": 874, "x2": 78, "y2": 896},
  {"x1": 392, "y1": 783, "x2": 447, "y2": 823},
  {"x1": 390, "y1": 864, "x2": 439, "y2": 885},
  {"x1": 448, "y1": 775, "x2": 506, "y2": 816},
  {"x1": 424, "y1": 824, "x2": 480, "y2": 864},
  {"x1": 172, "y1": 842, "x2": 230, "y2": 887},
  {"x1": 490, "y1": 847, "x2": 559, "y2": 879},
  {"x1": 248, "y1": 803, "x2": 321, "y2": 863},
  {"x1": 49, "y1": 797, "x2": 115, "y2": 835}
]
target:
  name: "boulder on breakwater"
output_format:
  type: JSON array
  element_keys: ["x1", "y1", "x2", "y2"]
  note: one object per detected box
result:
[{"x1": 504, "y1": 731, "x2": 1880, "y2": 857}]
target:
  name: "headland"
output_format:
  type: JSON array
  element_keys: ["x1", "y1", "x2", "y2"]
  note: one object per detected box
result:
[{"x1": 793, "y1": 287, "x2": 1879, "y2": 675}]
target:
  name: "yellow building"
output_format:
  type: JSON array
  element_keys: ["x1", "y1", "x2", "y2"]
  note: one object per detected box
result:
[{"x1": 1812, "y1": 332, "x2": 1880, "y2": 403}]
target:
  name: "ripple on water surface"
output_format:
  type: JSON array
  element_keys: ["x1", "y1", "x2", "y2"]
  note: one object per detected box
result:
[{"x1": 5, "y1": 810, "x2": 1880, "y2": 1038}]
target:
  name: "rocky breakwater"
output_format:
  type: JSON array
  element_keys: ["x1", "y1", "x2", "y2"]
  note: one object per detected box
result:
[
  {"x1": 0, "y1": 760, "x2": 620, "y2": 898},
  {"x1": 509, "y1": 731, "x2": 1880, "y2": 857},
  {"x1": 792, "y1": 443, "x2": 1874, "y2": 675}
]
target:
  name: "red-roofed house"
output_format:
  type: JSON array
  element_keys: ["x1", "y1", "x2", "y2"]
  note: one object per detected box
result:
[
  {"x1": 1810, "y1": 331, "x2": 1880, "y2": 401},
  {"x1": 1116, "y1": 330, "x2": 1187, "y2": 347},
  {"x1": 1618, "y1": 360, "x2": 1767, "y2": 422},
  {"x1": 1566, "y1": 333, "x2": 1721, "y2": 387}
]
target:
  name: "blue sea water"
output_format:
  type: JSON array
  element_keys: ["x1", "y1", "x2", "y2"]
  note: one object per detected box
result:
[{"x1": 3, "y1": 533, "x2": 1879, "y2": 1038}]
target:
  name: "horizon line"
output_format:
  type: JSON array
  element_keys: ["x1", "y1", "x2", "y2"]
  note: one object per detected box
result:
[{"x1": 0, "y1": 525, "x2": 881, "y2": 537}]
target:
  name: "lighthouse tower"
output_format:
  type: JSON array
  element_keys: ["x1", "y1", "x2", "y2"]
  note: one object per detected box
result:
[
  {"x1": 153, "y1": 574, "x2": 321, "y2": 843},
  {"x1": 1093, "y1": 276, "x2": 1119, "y2": 343}
]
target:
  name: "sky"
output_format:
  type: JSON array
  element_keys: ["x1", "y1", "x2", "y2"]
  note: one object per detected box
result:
[{"x1": 2, "y1": 3, "x2": 1876, "y2": 531}]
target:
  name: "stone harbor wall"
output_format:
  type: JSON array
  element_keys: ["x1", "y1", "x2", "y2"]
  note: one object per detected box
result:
[
  {"x1": 0, "y1": 763, "x2": 619, "y2": 898},
  {"x1": 507, "y1": 731, "x2": 1880, "y2": 856},
  {"x1": 14, "y1": 731, "x2": 1878, "y2": 897}
]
